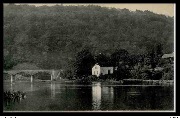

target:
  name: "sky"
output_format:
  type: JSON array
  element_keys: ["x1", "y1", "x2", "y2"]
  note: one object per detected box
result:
[{"x1": 24, "y1": 3, "x2": 175, "y2": 17}]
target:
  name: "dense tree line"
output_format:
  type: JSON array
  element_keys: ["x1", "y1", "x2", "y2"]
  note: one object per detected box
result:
[
  {"x1": 72, "y1": 45, "x2": 170, "y2": 80},
  {"x1": 4, "y1": 4, "x2": 174, "y2": 71}
]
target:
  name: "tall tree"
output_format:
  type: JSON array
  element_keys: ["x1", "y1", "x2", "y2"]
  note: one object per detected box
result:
[
  {"x1": 74, "y1": 49, "x2": 95, "y2": 77},
  {"x1": 113, "y1": 59, "x2": 131, "y2": 80},
  {"x1": 147, "y1": 48, "x2": 156, "y2": 69},
  {"x1": 155, "y1": 43, "x2": 164, "y2": 66},
  {"x1": 94, "y1": 53, "x2": 110, "y2": 66},
  {"x1": 110, "y1": 49, "x2": 129, "y2": 67}
]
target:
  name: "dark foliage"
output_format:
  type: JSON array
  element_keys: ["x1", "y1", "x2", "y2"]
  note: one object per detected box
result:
[
  {"x1": 111, "y1": 49, "x2": 129, "y2": 67},
  {"x1": 74, "y1": 49, "x2": 95, "y2": 77},
  {"x1": 34, "y1": 72, "x2": 51, "y2": 80},
  {"x1": 94, "y1": 53, "x2": 111, "y2": 66},
  {"x1": 113, "y1": 62, "x2": 131, "y2": 80},
  {"x1": 152, "y1": 71, "x2": 163, "y2": 80},
  {"x1": 4, "y1": 4, "x2": 174, "y2": 79}
]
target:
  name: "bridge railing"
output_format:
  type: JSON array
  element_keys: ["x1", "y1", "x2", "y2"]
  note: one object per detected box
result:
[{"x1": 3, "y1": 69, "x2": 62, "y2": 82}]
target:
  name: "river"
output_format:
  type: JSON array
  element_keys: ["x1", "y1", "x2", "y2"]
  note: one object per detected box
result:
[{"x1": 3, "y1": 81, "x2": 174, "y2": 111}]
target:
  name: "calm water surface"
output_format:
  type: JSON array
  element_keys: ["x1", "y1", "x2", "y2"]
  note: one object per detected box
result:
[{"x1": 3, "y1": 81, "x2": 174, "y2": 111}]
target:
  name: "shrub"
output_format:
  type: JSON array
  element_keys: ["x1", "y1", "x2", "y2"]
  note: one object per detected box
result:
[
  {"x1": 34, "y1": 72, "x2": 51, "y2": 80},
  {"x1": 86, "y1": 75, "x2": 98, "y2": 81},
  {"x1": 162, "y1": 64, "x2": 174, "y2": 80},
  {"x1": 3, "y1": 73, "x2": 10, "y2": 80},
  {"x1": 152, "y1": 71, "x2": 163, "y2": 80},
  {"x1": 141, "y1": 69, "x2": 152, "y2": 80},
  {"x1": 130, "y1": 69, "x2": 142, "y2": 79}
]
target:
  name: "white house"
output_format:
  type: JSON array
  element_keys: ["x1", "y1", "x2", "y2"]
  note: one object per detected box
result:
[{"x1": 92, "y1": 64, "x2": 114, "y2": 77}]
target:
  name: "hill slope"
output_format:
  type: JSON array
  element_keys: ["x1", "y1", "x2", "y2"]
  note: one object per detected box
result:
[{"x1": 3, "y1": 4, "x2": 174, "y2": 69}]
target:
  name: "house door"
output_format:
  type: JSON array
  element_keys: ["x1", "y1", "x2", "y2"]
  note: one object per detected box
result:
[{"x1": 108, "y1": 70, "x2": 110, "y2": 74}]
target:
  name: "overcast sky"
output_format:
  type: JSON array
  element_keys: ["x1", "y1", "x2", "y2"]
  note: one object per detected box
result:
[
  {"x1": 23, "y1": 3, "x2": 175, "y2": 17},
  {"x1": 10, "y1": 3, "x2": 175, "y2": 17}
]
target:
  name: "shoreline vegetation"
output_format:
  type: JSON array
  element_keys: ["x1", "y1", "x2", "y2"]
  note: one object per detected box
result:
[{"x1": 3, "y1": 77, "x2": 174, "y2": 86}]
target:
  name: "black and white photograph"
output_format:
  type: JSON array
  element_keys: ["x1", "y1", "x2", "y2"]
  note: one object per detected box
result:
[{"x1": 3, "y1": 3, "x2": 175, "y2": 112}]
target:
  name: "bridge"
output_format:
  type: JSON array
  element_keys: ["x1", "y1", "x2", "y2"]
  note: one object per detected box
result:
[{"x1": 3, "y1": 69, "x2": 63, "y2": 83}]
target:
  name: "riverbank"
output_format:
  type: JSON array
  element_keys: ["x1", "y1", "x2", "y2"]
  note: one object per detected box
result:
[
  {"x1": 4, "y1": 78, "x2": 174, "y2": 86},
  {"x1": 63, "y1": 79, "x2": 174, "y2": 86}
]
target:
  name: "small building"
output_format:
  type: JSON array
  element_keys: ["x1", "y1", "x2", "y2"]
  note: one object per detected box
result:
[
  {"x1": 162, "y1": 52, "x2": 174, "y2": 64},
  {"x1": 154, "y1": 67, "x2": 164, "y2": 71},
  {"x1": 162, "y1": 52, "x2": 174, "y2": 59},
  {"x1": 92, "y1": 63, "x2": 114, "y2": 77}
]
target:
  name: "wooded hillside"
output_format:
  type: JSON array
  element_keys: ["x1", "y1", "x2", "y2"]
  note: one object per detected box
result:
[{"x1": 3, "y1": 4, "x2": 174, "y2": 70}]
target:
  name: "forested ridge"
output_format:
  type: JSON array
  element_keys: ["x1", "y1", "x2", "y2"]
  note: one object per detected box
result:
[{"x1": 3, "y1": 4, "x2": 174, "y2": 70}]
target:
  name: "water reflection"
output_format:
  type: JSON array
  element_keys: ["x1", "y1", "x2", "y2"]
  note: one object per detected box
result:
[
  {"x1": 10, "y1": 83, "x2": 13, "y2": 91},
  {"x1": 51, "y1": 82, "x2": 56, "y2": 99},
  {"x1": 30, "y1": 83, "x2": 33, "y2": 92},
  {"x1": 3, "y1": 82, "x2": 174, "y2": 111},
  {"x1": 92, "y1": 82, "x2": 101, "y2": 110},
  {"x1": 101, "y1": 86, "x2": 114, "y2": 109},
  {"x1": 126, "y1": 86, "x2": 142, "y2": 96}
]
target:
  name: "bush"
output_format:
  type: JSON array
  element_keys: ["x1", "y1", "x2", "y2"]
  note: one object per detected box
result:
[
  {"x1": 130, "y1": 69, "x2": 142, "y2": 79},
  {"x1": 162, "y1": 64, "x2": 174, "y2": 80},
  {"x1": 152, "y1": 71, "x2": 163, "y2": 80},
  {"x1": 61, "y1": 70, "x2": 74, "y2": 80},
  {"x1": 162, "y1": 73, "x2": 173, "y2": 80},
  {"x1": 141, "y1": 69, "x2": 152, "y2": 80},
  {"x1": 3, "y1": 73, "x2": 10, "y2": 80},
  {"x1": 86, "y1": 75, "x2": 98, "y2": 81},
  {"x1": 99, "y1": 74, "x2": 114, "y2": 80}
]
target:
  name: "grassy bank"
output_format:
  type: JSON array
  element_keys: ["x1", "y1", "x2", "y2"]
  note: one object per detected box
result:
[
  {"x1": 4, "y1": 74, "x2": 174, "y2": 86},
  {"x1": 64, "y1": 79, "x2": 174, "y2": 86}
]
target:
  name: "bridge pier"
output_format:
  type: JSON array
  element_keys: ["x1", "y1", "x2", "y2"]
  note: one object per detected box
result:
[
  {"x1": 51, "y1": 70, "x2": 55, "y2": 81},
  {"x1": 56, "y1": 72, "x2": 61, "y2": 80},
  {"x1": 10, "y1": 83, "x2": 13, "y2": 91},
  {"x1": 31, "y1": 75, "x2": 33, "y2": 83},
  {"x1": 51, "y1": 74, "x2": 53, "y2": 81},
  {"x1": 11, "y1": 75, "x2": 13, "y2": 83},
  {"x1": 31, "y1": 83, "x2": 33, "y2": 91}
]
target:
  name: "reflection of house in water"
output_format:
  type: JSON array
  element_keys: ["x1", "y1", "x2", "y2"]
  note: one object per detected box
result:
[
  {"x1": 92, "y1": 82, "x2": 101, "y2": 110},
  {"x1": 92, "y1": 83, "x2": 114, "y2": 110},
  {"x1": 10, "y1": 83, "x2": 13, "y2": 91}
]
